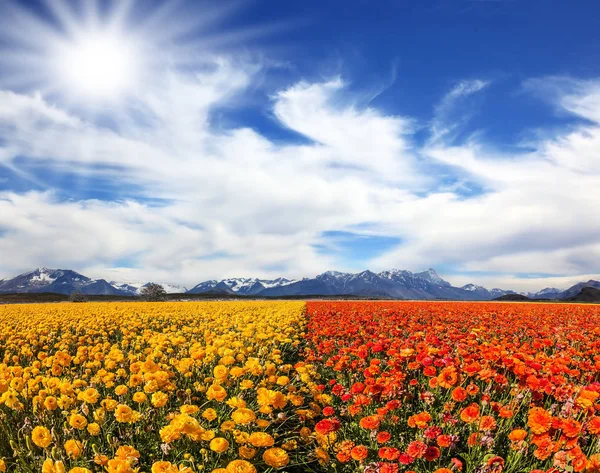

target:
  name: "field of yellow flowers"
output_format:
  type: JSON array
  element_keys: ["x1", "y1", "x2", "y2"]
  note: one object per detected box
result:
[
  {"x1": 1, "y1": 300, "x2": 600, "y2": 473},
  {"x1": 0, "y1": 301, "x2": 325, "y2": 473}
]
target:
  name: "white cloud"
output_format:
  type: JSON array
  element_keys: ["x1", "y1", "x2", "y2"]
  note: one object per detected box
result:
[
  {"x1": 430, "y1": 79, "x2": 490, "y2": 143},
  {"x1": 0, "y1": 64, "x2": 599, "y2": 291}
]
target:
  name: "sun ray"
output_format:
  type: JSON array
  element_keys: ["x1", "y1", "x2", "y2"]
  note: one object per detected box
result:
[{"x1": 0, "y1": 0, "x2": 292, "y2": 110}]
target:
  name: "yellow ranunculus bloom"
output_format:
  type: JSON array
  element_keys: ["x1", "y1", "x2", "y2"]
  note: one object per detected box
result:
[
  {"x1": 209, "y1": 437, "x2": 230, "y2": 453},
  {"x1": 263, "y1": 447, "x2": 290, "y2": 468},
  {"x1": 64, "y1": 439, "x2": 83, "y2": 458},
  {"x1": 231, "y1": 408, "x2": 256, "y2": 425},
  {"x1": 31, "y1": 425, "x2": 52, "y2": 448}
]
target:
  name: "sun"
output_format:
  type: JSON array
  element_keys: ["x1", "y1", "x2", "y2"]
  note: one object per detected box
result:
[
  {"x1": 54, "y1": 31, "x2": 139, "y2": 100},
  {"x1": 0, "y1": 0, "x2": 271, "y2": 106}
]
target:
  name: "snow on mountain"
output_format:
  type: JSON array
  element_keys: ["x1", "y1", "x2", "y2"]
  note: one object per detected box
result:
[
  {"x1": 414, "y1": 268, "x2": 451, "y2": 287},
  {"x1": 462, "y1": 284, "x2": 483, "y2": 292},
  {"x1": 0, "y1": 268, "x2": 128, "y2": 295},
  {"x1": 3, "y1": 266, "x2": 594, "y2": 301},
  {"x1": 111, "y1": 282, "x2": 188, "y2": 295},
  {"x1": 188, "y1": 277, "x2": 296, "y2": 295}
]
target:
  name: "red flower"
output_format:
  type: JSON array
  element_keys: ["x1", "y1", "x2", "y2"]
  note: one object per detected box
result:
[
  {"x1": 314, "y1": 419, "x2": 340, "y2": 435},
  {"x1": 424, "y1": 446, "x2": 440, "y2": 461}
]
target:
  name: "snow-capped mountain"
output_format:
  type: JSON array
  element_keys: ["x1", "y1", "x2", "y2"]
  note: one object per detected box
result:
[
  {"x1": 188, "y1": 277, "x2": 297, "y2": 295},
  {"x1": 461, "y1": 284, "x2": 515, "y2": 300},
  {"x1": 532, "y1": 287, "x2": 562, "y2": 298},
  {"x1": 110, "y1": 282, "x2": 188, "y2": 295},
  {"x1": 0, "y1": 268, "x2": 128, "y2": 296},
  {"x1": 258, "y1": 269, "x2": 513, "y2": 300},
  {"x1": 0, "y1": 268, "x2": 187, "y2": 296},
  {"x1": 2, "y1": 267, "x2": 597, "y2": 302}
]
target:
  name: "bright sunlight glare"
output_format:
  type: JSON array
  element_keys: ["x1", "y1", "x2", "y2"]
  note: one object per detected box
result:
[{"x1": 55, "y1": 32, "x2": 138, "y2": 99}]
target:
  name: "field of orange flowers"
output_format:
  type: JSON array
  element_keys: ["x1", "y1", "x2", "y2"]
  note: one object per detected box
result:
[
  {"x1": 305, "y1": 301, "x2": 600, "y2": 473},
  {"x1": 1, "y1": 300, "x2": 600, "y2": 473}
]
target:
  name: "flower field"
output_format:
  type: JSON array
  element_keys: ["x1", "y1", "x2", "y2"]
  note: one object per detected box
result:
[
  {"x1": 1, "y1": 301, "x2": 600, "y2": 473},
  {"x1": 305, "y1": 302, "x2": 600, "y2": 473}
]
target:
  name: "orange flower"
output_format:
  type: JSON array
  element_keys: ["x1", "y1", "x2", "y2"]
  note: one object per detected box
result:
[
  {"x1": 528, "y1": 407, "x2": 553, "y2": 435},
  {"x1": 451, "y1": 387, "x2": 467, "y2": 402},
  {"x1": 588, "y1": 416, "x2": 600, "y2": 435},
  {"x1": 479, "y1": 415, "x2": 497, "y2": 431},
  {"x1": 532, "y1": 435, "x2": 554, "y2": 460},
  {"x1": 359, "y1": 415, "x2": 380, "y2": 430},
  {"x1": 560, "y1": 418, "x2": 581, "y2": 438},
  {"x1": 508, "y1": 429, "x2": 528, "y2": 442},
  {"x1": 438, "y1": 367, "x2": 458, "y2": 388},
  {"x1": 350, "y1": 445, "x2": 369, "y2": 462},
  {"x1": 407, "y1": 411, "x2": 432, "y2": 429},
  {"x1": 586, "y1": 454, "x2": 600, "y2": 473},
  {"x1": 460, "y1": 403, "x2": 480, "y2": 423}
]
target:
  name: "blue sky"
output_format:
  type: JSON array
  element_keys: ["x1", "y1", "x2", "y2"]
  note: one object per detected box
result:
[{"x1": 0, "y1": 0, "x2": 600, "y2": 291}]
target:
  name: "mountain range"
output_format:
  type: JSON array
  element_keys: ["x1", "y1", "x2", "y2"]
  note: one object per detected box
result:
[
  {"x1": 0, "y1": 268, "x2": 187, "y2": 296},
  {"x1": 1, "y1": 266, "x2": 597, "y2": 301}
]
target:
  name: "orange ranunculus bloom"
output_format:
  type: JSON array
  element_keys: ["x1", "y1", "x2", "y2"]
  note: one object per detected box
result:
[
  {"x1": 451, "y1": 387, "x2": 467, "y2": 402},
  {"x1": 460, "y1": 403, "x2": 480, "y2": 423},
  {"x1": 350, "y1": 445, "x2": 369, "y2": 461},
  {"x1": 528, "y1": 407, "x2": 553, "y2": 435},
  {"x1": 359, "y1": 415, "x2": 381, "y2": 430},
  {"x1": 479, "y1": 415, "x2": 497, "y2": 431},
  {"x1": 588, "y1": 416, "x2": 600, "y2": 435},
  {"x1": 407, "y1": 411, "x2": 432, "y2": 429},
  {"x1": 437, "y1": 366, "x2": 458, "y2": 388},
  {"x1": 508, "y1": 429, "x2": 528, "y2": 442}
]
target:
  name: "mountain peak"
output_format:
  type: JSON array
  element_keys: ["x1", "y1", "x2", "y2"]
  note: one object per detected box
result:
[{"x1": 414, "y1": 268, "x2": 451, "y2": 287}]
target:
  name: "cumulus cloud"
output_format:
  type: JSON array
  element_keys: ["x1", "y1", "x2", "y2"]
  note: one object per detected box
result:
[{"x1": 0, "y1": 60, "x2": 599, "y2": 291}]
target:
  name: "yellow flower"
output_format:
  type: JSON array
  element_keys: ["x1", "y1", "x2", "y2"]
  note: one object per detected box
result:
[
  {"x1": 116, "y1": 445, "x2": 140, "y2": 462},
  {"x1": 64, "y1": 439, "x2": 83, "y2": 459},
  {"x1": 105, "y1": 458, "x2": 138, "y2": 473},
  {"x1": 220, "y1": 420, "x2": 236, "y2": 431},
  {"x1": 132, "y1": 392, "x2": 147, "y2": 403},
  {"x1": 160, "y1": 424, "x2": 182, "y2": 444},
  {"x1": 94, "y1": 454, "x2": 109, "y2": 466},
  {"x1": 231, "y1": 408, "x2": 256, "y2": 425},
  {"x1": 203, "y1": 408, "x2": 218, "y2": 421},
  {"x1": 115, "y1": 404, "x2": 141, "y2": 423},
  {"x1": 180, "y1": 404, "x2": 200, "y2": 415},
  {"x1": 240, "y1": 380, "x2": 254, "y2": 390},
  {"x1": 210, "y1": 437, "x2": 230, "y2": 453},
  {"x1": 276, "y1": 376, "x2": 290, "y2": 386},
  {"x1": 115, "y1": 385, "x2": 129, "y2": 396},
  {"x1": 31, "y1": 425, "x2": 52, "y2": 448},
  {"x1": 0, "y1": 459, "x2": 5, "y2": 473},
  {"x1": 44, "y1": 396, "x2": 58, "y2": 410},
  {"x1": 247, "y1": 432, "x2": 275, "y2": 447},
  {"x1": 213, "y1": 365, "x2": 229, "y2": 380},
  {"x1": 69, "y1": 468, "x2": 92, "y2": 473},
  {"x1": 101, "y1": 399, "x2": 118, "y2": 411},
  {"x1": 239, "y1": 445, "x2": 257, "y2": 459},
  {"x1": 77, "y1": 388, "x2": 100, "y2": 404},
  {"x1": 87, "y1": 422, "x2": 101, "y2": 435},
  {"x1": 69, "y1": 413, "x2": 88, "y2": 430},
  {"x1": 206, "y1": 384, "x2": 227, "y2": 402},
  {"x1": 263, "y1": 447, "x2": 290, "y2": 468},
  {"x1": 42, "y1": 459, "x2": 66, "y2": 473},
  {"x1": 151, "y1": 391, "x2": 168, "y2": 408},
  {"x1": 225, "y1": 460, "x2": 257, "y2": 473},
  {"x1": 151, "y1": 462, "x2": 178, "y2": 473},
  {"x1": 255, "y1": 419, "x2": 270, "y2": 428}
]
